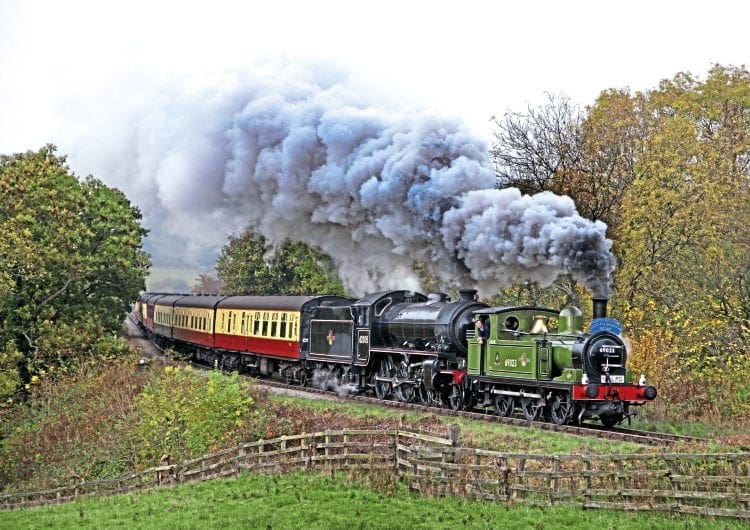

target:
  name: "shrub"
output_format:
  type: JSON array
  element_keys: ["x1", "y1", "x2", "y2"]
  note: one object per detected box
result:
[{"x1": 134, "y1": 366, "x2": 254, "y2": 464}]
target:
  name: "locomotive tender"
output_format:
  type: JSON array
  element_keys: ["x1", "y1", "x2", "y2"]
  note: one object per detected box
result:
[{"x1": 134, "y1": 289, "x2": 656, "y2": 427}]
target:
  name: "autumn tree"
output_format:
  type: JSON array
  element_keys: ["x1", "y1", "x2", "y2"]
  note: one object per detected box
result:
[
  {"x1": 612, "y1": 67, "x2": 750, "y2": 419},
  {"x1": 492, "y1": 66, "x2": 750, "y2": 422},
  {"x1": 0, "y1": 146, "x2": 150, "y2": 398},
  {"x1": 491, "y1": 91, "x2": 647, "y2": 230},
  {"x1": 216, "y1": 231, "x2": 347, "y2": 296}
]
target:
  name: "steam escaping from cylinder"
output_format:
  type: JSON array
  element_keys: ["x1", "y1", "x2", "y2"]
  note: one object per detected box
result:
[{"x1": 65, "y1": 64, "x2": 615, "y2": 297}]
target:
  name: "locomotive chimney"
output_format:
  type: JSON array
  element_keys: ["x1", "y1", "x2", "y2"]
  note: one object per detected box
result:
[
  {"x1": 459, "y1": 289, "x2": 478, "y2": 302},
  {"x1": 592, "y1": 298, "x2": 608, "y2": 319}
]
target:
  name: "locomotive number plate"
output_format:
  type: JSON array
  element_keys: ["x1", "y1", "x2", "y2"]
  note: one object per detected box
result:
[{"x1": 602, "y1": 375, "x2": 625, "y2": 383}]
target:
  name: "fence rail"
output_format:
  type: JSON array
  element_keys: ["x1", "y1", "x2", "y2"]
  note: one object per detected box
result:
[{"x1": 2, "y1": 426, "x2": 748, "y2": 520}]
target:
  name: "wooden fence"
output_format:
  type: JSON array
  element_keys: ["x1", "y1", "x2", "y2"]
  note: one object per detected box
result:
[{"x1": 2, "y1": 426, "x2": 748, "y2": 520}]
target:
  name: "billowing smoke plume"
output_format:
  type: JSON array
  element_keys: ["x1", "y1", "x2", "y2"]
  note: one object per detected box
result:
[{"x1": 66, "y1": 63, "x2": 614, "y2": 297}]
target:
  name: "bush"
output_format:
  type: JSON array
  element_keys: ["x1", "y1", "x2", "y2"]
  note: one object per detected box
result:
[
  {"x1": 134, "y1": 366, "x2": 254, "y2": 464},
  {"x1": 0, "y1": 354, "x2": 149, "y2": 492}
]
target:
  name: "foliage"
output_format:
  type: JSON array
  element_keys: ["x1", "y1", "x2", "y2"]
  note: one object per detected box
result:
[
  {"x1": 485, "y1": 275, "x2": 588, "y2": 312},
  {"x1": 216, "y1": 231, "x2": 347, "y2": 296},
  {"x1": 612, "y1": 66, "x2": 750, "y2": 421},
  {"x1": 0, "y1": 355, "x2": 149, "y2": 492},
  {"x1": 0, "y1": 145, "x2": 150, "y2": 399},
  {"x1": 490, "y1": 65, "x2": 750, "y2": 425},
  {"x1": 191, "y1": 273, "x2": 225, "y2": 294},
  {"x1": 133, "y1": 366, "x2": 255, "y2": 463}
]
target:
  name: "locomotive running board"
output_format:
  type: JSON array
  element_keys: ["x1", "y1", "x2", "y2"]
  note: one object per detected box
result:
[{"x1": 491, "y1": 388, "x2": 543, "y2": 400}]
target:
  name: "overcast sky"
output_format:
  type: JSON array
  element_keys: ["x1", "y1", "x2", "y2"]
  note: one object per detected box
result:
[{"x1": 2, "y1": 0, "x2": 747, "y2": 156}]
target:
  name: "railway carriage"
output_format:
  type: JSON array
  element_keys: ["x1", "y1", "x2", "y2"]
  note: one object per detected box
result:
[
  {"x1": 201, "y1": 295, "x2": 351, "y2": 381},
  {"x1": 135, "y1": 292, "x2": 166, "y2": 334},
  {"x1": 152, "y1": 294, "x2": 183, "y2": 344},
  {"x1": 173, "y1": 295, "x2": 225, "y2": 349}
]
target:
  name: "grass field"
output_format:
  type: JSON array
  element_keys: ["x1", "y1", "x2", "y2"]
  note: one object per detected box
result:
[{"x1": 1, "y1": 472, "x2": 745, "y2": 530}]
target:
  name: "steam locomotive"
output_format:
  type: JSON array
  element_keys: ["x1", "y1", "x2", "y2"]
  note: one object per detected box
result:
[{"x1": 134, "y1": 289, "x2": 657, "y2": 427}]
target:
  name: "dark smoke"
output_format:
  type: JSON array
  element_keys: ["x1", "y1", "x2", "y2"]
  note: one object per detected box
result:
[{"x1": 65, "y1": 64, "x2": 615, "y2": 297}]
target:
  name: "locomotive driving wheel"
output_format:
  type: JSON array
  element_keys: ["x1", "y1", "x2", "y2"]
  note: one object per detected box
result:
[
  {"x1": 374, "y1": 356, "x2": 394, "y2": 400},
  {"x1": 600, "y1": 412, "x2": 624, "y2": 428},
  {"x1": 494, "y1": 394, "x2": 514, "y2": 417},
  {"x1": 520, "y1": 393, "x2": 542, "y2": 421},
  {"x1": 548, "y1": 392, "x2": 572, "y2": 425},
  {"x1": 447, "y1": 384, "x2": 464, "y2": 411},
  {"x1": 394, "y1": 381, "x2": 417, "y2": 403}
]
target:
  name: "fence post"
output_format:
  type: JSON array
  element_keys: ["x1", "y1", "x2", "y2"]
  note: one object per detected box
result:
[
  {"x1": 731, "y1": 455, "x2": 749, "y2": 514},
  {"x1": 394, "y1": 430, "x2": 399, "y2": 470},
  {"x1": 584, "y1": 459, "x2": 593, "y2": 507},
  {"x1": 550, "y1": 456, "x2": 561, "y2": 504},
  {"x1": 448, "y1": 424, "x2": 461, "y2": 447},
  {"x1": 514, "y1": 458, "x2": 526, "y2": 502}
]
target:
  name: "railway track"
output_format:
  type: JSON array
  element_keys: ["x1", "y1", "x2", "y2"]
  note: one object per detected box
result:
[
  {"x1": 125, "y1": 314, "x2": 704, "y2": 448},
  {"x1": 251, "y1": 377, "x2": 705, "y2": 447}
]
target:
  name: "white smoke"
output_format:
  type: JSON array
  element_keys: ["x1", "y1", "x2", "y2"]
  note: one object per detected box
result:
[{"x1": 65, "y1": 63, "x2": 614, "y2": 297}]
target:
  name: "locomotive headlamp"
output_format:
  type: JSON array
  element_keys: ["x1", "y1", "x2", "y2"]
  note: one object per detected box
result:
[
  {"x1": 585, "y1": 384, "x2": 599, "y2": 398},
  {"x1": 638, "y1": 374, "x2": 647, "y2": 386}
]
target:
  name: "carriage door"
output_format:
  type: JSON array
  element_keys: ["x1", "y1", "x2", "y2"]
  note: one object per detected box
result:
[{"x1": 355, "y1": 329, "x2": 370, "y2": 365}]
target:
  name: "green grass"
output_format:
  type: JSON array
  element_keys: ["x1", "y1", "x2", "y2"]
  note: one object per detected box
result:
[
  {"x1": 267, "y1": 392, "x2": 649, "y2": 455},
  {"x1": 1, "y1": 472, "x2": 744, "y2": 530}
]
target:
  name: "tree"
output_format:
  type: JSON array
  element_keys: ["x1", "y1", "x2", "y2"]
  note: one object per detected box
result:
[
  {"x1": 192, "y1": 274, "x2": 225, "y2": 294},
  {"x1": 216, "y1": 231, "x2": 347, "y2": 296},
  {"x1": 491, "y1": 91, "x2": 647, "y2": 230},
  {"x1": 614, "y1": 67, "x2": 750, "y2": 413},
  {"x1": 490, "y1": 65, "x2": 750, "y2": 422},
  {"x1": 0, "y1": 146, "x2": 150, "y2": 396},
  {"x1": 491, "y1": 93, "x2": 584, "y2": 197}
]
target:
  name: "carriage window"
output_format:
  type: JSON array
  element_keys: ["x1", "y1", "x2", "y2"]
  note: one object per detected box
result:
[
  {"x1": 262, "y1": 312, "x2": 269, "y2": 336},
  {"x1": 280, "y1": 313, "x2": 287, "y2": 338},
  {"x1": 241, "y1": 312, "x2": 247, "y2": 335},
  {"x1": 253, "y1": 312, "x2": 260, "y2": 335},
  {"x1": 271, "y1": 312, "x2": 278, "y2": 337}
]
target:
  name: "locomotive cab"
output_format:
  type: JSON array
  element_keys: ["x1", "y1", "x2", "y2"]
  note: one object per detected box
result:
[{"x1": 467, "y1": 306, "x2": 561, "y2": 380}]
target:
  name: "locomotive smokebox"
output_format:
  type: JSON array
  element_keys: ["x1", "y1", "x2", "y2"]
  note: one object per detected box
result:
[{"x1": 593, "y1": 298, "x2": 608, "y2": 319}]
